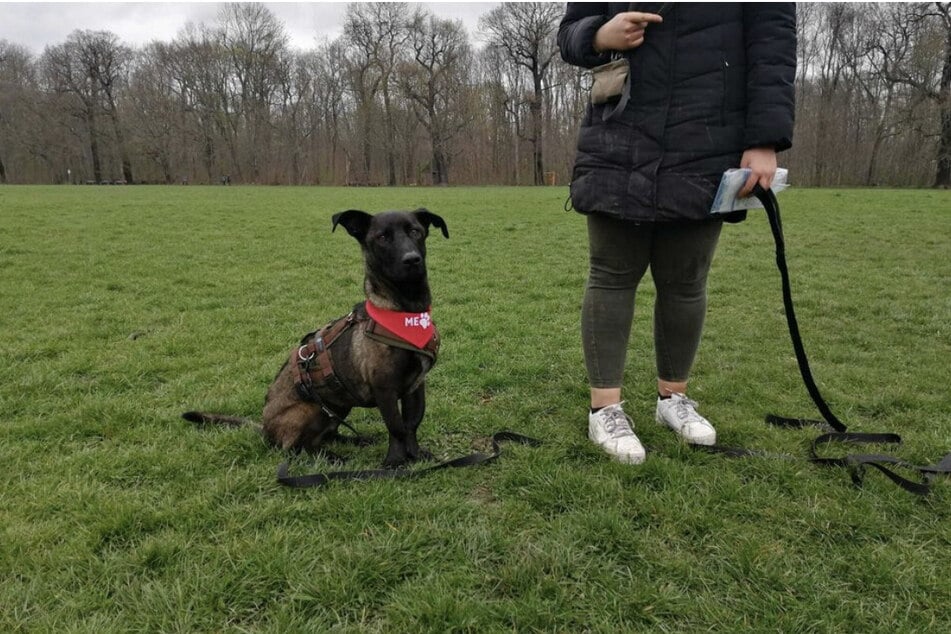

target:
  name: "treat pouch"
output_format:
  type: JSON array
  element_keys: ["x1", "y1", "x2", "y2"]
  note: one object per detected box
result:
[{"x1": 590, "y1": 58, "x2": 629, "y2": 105}]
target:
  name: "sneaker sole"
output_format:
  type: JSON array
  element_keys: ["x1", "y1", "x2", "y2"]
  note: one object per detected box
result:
[
  {"x1": 615, "y1": 451, "x2": 646, "y2": 465},
  {"x1": 655, "y1": 413, "x2": 716, "y2": 446},
  {"x1": 588, "y1": 430, "x2": 646, "y2": 464}
]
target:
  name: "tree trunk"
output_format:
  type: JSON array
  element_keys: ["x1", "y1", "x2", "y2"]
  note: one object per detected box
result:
[
  {"x1": 937, "y1": 106, "x2": 951, "y2": 188},
  {"x1": 161, "y1": 156, "x2": 172, "y2": 184},
  {"x1": 813, "y1": 91, "x2": 831, "y2": 187},
  {"x1": 531, "y1": 76, "x2": 544, "y2": 185},
  {"x1": 865, "y1": 90, "x2": 893, "y2": 186},
  {"x1": 361, "y1": 104, "x2": 373, "y2": 183},
  {"x1": 88, "y1": 110, "x2": 102, "y2": 182},
  {"x1": 513, "y1": 114, "x2": 520, "y2": 185},
  {"x1": 110, "y1": 112, "x2": 134, "y2": 183},
  {"x1": 382, "y1": 83, "x2": 397, "y2": 186},
  {"x1": 202, "y1": 132, "x2": 215, "y2": 183},
  {"x1": 432, "y1": 143, "x2": 447, "y2": 185},
  {"x1": 935, "y1": 22, "x2": 951, "y2": 188}
]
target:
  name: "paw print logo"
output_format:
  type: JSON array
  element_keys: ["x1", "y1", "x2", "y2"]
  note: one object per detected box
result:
[{"x1": 418, "y1": 312, "x2": 431, "y2": 329}]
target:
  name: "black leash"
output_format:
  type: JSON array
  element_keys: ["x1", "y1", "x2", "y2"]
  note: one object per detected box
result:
[
  {"x1": 700, "y1": 185, "x2": 951, "y2": 495},
  {"x1": 276, "y1": 431, "x2": 542, "y2": 489}
]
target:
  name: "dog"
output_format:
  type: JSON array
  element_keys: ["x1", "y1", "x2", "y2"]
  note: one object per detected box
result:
[{"x1": 184, "y1": 208, "x2": 449, "y2": 467}]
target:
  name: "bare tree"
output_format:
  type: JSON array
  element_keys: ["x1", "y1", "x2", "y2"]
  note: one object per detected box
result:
[
  {"x1": 274, "y1": 51, "x2": 310, "y2": 184},
  {"x1": 0, "y1": 40, "x2": 36, "y2": 182},
  {"x1": 85, "y1": 31, "x2": 135, "y2": 183},
  {"x1": 480, "y1": 2, "x2": 562, "y2": 185},
  {"x1": 159, "y1": 26, "x2": 214, "y2": 182},
  {"x1": 127, "y1": 43, "x2": 182, "y2": 183},
  {"x1": 343, "y1": 3, "x2": 410, "y2": 186},
  {"x1": 343, "y1": 6, "x2": 384, "y2": 183},
  {"x1": 218, "y1": 2, "x2": 289, "y2": 183},
  {"x1": 45, "y1": 30, "x2": 136, "y2": 182},
  {"x1": 472, "y1": 45, "x2": 520, "y2": 184},
  {"x1": 849, "y1": 4, "x2": 911, "y2": 185},
  {"x1": 400, "y1": 12, "x2": 473, "y2": 185},
  {"x1": 932, "y1": 2, "x2": 951, "y2": 187},
  {"x1": 811, "y1": 4, "x2": 856, "y2": 186},
  {"x1": 861, "y1": 2, "x2": 951, "y2": 187},
  {"x1": 311, "y1": 39, "x2": 350, "y2": 184},
  {"x1": 42, "y1": 35, "x2": 105, "y2": 182}
]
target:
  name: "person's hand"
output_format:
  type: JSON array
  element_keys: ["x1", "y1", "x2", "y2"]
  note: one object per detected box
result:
[
  {"x1": 594, "y1": 12, "x2": 664, "y2": 53},
  {"x1": 738, "y1": 147, "x2": 778, "y2": 198}
]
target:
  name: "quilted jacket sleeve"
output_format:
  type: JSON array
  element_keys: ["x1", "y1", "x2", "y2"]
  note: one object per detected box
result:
[
  {"x1": 557, "y1": 3, "x2": 613, "y2": 69},
  {"x1": 742, "y1": 3, "x2": 797, "y2": 152}
]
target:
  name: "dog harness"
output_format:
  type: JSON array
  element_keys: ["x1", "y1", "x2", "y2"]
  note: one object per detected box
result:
[{"x1": 293, "y1": 303, "x2": 440, "y2": 416}]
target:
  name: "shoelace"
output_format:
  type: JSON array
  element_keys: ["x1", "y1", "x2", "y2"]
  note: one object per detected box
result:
[
  {"x1": 669, "y1": 394, "x2": 706, "y2": 424},
  {"x1": 602, "y1": 407, "x2": 635, "y2": 438}
]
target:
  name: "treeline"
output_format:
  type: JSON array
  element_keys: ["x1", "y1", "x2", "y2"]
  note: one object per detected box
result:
[{"x1": 0, "y1": 2, "x2": 948, "y2": 188}]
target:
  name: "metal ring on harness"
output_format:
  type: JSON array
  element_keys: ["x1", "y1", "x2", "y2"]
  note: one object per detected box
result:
[{"x1": 297, "y1": 345, "x2": 315, "y2": 363}]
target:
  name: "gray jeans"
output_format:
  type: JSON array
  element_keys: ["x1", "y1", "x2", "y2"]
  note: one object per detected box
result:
[{"x1": 582, "y1": 214, "x2": 723, "y2": 388}]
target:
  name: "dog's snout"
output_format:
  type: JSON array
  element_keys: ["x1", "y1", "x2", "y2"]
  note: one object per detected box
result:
[{"x1": 402, "y1": 252, "x2": 422, "y2": 266}]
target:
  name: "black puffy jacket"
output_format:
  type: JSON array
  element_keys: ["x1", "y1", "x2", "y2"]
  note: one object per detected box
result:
[{"x1": 558, "y1": 2, "x2": 796, "y2": 222}]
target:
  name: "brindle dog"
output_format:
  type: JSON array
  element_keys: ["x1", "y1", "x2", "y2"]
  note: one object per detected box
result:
[{"x1": 184, "y1": 208, "x2": 448, "y2": 467}]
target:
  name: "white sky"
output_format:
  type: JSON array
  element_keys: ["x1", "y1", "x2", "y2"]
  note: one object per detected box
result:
[{"x1": 0, "y1": 1, "x2": 502, "y2": 55}]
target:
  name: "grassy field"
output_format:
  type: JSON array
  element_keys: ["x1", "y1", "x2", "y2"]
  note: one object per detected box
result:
[{"x1": 1, "y1": 184, "x2": 949, "y2": 632}]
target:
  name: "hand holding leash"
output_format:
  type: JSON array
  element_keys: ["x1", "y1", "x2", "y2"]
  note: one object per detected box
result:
[{"x1": 739, "y1": 148, "x2": 778, "y2": 198}]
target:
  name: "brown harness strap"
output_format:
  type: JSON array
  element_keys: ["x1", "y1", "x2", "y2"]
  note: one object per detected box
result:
[
  {"x1": 364, "y1": 318, "x2": 440, "y2": 361},
  {"x1": 293, "y1": 309, "x2": 439, "y2": 412},
  {"x1": 295, "y1": 312, "x2": 363, "y2": 408}
]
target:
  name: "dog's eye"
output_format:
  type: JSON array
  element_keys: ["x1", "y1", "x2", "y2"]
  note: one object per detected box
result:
[
  {"x1": 376, "y1": 232, "x2": 392, "y2": 243},
  {"x1": 408, "y1": 228, "x2": 422, "y2": 239}
]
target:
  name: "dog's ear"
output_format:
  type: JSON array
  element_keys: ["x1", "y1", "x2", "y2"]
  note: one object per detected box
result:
[
  {"x1": 412, "y1": 208, "x2": 449, "y2": 239},
  {"x1": 332, "y1": 209, "x2": 373, "y2": 242}
]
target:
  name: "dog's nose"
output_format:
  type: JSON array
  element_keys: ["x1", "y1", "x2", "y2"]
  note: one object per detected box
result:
[{"x1": 402, "y1": 252, "x2": 422, "y2": 266}]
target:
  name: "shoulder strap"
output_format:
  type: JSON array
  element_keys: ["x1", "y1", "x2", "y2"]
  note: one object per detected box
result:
[
  {"x1": 296, "y1": 312, "x2": 366, "y2": 405},
  {"x1": 364, "y1": 319, "x2": 440, "y2": 363}
]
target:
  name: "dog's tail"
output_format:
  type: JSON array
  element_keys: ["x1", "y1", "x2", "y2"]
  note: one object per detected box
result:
[{"x1": 182, "y1": 411, "x2": 256, "y2": 428}]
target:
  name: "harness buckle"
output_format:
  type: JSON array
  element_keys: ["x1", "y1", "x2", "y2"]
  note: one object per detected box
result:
[{"x1": 297, "y1": 345, "x2": 315, "y2": 363}]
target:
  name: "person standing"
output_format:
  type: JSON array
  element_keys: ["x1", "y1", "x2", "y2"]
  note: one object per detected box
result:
[{"x1": 557, "y1": 3, "x2": 797, "y2": 463}]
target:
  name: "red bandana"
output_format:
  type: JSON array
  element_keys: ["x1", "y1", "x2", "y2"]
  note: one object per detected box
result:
[{"x1": 365, "y1": 301, "x2": 435, "y2": 349}]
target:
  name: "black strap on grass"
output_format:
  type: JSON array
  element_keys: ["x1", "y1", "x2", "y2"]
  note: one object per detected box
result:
[
  {"x1": 699, "y1": 185, "x2": 951, "y2": 495},
  {"x1": 276, "y1": 431, "x2": 542, "y2": 489},
  {"x1": 758, "y1": 185, "x2": 846, "y2": 434}
]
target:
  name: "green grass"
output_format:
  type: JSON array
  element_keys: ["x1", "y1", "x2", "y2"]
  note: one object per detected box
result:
[{"x1": 1, "y1": 184, "x2": 949, "y2": 632}]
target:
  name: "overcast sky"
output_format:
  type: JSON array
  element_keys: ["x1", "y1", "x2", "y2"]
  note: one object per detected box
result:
[{"x1": 0, "y1": 1, "x2": 503, "y2": 55}]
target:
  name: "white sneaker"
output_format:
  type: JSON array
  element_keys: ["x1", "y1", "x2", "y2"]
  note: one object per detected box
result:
[
  {"x1": 588, "y1": 403, "x2": 646, "y2": 464},
  {"x1": 655, "y1": 393, "x2": 717, "y2": 445}
]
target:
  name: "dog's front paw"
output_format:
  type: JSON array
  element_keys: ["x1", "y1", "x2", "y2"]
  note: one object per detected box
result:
[
  {"x1": 412, "y1": 447, "x2": 434, "y2": 462},
  {"x1": 382, "y1": 440, "x2": 432, "y2": 467},
  {"x1": 382, "y1": 446, "x2": 409, "y2": 468}
]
